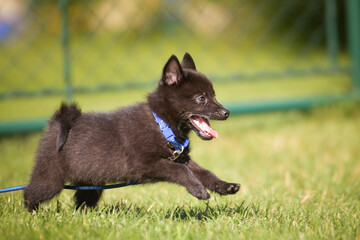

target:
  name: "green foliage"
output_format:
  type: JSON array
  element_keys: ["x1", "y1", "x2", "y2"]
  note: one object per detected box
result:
[{"x1": 0, "y1": 104, "x2": 359, "y2": 239}]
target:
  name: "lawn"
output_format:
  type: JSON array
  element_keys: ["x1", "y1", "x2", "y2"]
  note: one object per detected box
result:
[{"x1": 0, "y1": 102, "x2": 359, "y2": 240}]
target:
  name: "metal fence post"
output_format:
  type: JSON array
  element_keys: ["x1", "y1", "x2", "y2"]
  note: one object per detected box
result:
[
  {"x1": 346, "y1": 0, "x2": 360, "y2": 91},
  {"x1": 59, "y1": 0, "x2": 73, "y2": 102},
  {"x1": 325, "y1": 0, "x2": 339, "y2": 69}
]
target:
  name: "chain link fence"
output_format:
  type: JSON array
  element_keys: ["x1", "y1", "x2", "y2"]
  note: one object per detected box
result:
[{"x1": 0, "y1": 0, "x2": 359, "y2": 134}]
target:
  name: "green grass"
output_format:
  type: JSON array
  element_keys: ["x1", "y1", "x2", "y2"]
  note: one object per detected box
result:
[{"x1": 0, "y1": 103, "x2": 359, "y2": 239}]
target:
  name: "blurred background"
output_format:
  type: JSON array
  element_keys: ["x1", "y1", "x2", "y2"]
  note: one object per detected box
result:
[{"x1": 0, "y1": 0, "x2": 359, "y2": 133}]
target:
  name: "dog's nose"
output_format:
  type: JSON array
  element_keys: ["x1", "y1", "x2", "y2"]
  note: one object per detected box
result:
[{"x1": 221, "y1": 109, "x2": 230, "y2": 118}]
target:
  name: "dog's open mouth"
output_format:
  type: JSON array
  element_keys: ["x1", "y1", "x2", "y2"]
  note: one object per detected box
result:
[{"x1": 189, "y1": 115, "x2": 218, "y2": 140}]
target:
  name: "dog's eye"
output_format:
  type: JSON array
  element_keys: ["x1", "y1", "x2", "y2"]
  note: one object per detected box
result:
[{"x1": 197, "y1": 96, "x2": 206, "y2": 102}]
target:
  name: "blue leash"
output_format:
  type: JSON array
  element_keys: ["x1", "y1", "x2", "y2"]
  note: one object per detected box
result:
[
  {"x1": 0, "y1": 181, "x2": 140, "y2": 193},
  {"x1": 0, "y1": 185, "x2": 28, "y2": 193}
]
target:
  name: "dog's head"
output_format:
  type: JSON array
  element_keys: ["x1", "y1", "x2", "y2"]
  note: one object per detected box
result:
[{"x1": 152, "y1": 53, "x2": 229, "y2": 140}]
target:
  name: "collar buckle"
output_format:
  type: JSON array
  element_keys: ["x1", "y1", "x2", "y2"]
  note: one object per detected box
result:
[{"x1": 168, "y1": 145, "x2": 184, "y2": 161}]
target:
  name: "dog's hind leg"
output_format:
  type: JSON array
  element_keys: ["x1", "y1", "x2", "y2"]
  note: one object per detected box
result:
[
  {"x1": 24, "y1": 165, "x2": 65, "y2": 212},
  {"x1": 74, "y1": 189, "x2": 103, "y2": 210},
  {"x1": 24, "y1": 143, "x2": 66, "y2": 212}
]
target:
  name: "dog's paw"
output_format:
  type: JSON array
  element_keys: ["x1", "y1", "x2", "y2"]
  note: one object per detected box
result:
[
  {"x1": 187, "y1": 186, "x2": 210, "y2": 200},
  {"x1": 225, "y1": 183, "x2": 241, "y2": 194},
  {"x1": 197, "y1": 191, "x2": 210, "y2": 200},
  {"x1": 214, "y1": 182, "x2": 241, "y2": 195}
]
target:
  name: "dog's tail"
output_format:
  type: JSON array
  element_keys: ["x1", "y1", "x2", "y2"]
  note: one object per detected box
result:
[{"x1": 54, "y1": 102, "x2": 82, "y2": 152}]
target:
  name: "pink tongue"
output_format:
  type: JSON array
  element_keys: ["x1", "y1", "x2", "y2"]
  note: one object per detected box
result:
[{"x1": 196, "y1": 117, "x2": 218, "y2": 139}]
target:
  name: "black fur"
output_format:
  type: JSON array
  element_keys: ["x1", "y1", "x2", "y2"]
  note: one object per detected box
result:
[
  {"x1": 24, "y1": 53, "x2": 240, "y2": 212},
  {"x1": 55, "y1": 103, "x2": 82, "y2": 152}
]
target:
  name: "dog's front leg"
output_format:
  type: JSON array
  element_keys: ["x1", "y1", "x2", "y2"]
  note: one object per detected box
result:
[
  {"x1": 144, "y1": 159, "x2": 210, "y2": 200},
  {"x1": 186, "y1": 160, "x2": 240, "y2": 195}
]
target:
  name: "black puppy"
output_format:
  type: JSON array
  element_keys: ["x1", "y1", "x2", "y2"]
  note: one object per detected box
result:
[{"x1": 24, "y1": 53, "x2": 240, "y2": 212}]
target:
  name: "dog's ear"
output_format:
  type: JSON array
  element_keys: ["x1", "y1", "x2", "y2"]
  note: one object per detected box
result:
[
  {"x1": 161, "y1": 55, "x2": 184, "y2": 86},
  {"x1": 181, "y1": 52, "x2": 196, "y2": 71}
]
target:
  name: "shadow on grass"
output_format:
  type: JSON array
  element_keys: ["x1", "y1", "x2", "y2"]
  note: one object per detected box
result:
[
  {"x1": 165, "y1": 201, "x2": 260, "y2": 221},
  {"x1": 99, "y1": 200, "x2": 261, "y2": 221}
]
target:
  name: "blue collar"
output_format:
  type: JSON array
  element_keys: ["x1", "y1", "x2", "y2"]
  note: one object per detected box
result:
[{"x1": 152, "y1": 111, "x2": 189, "y2": 160}]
